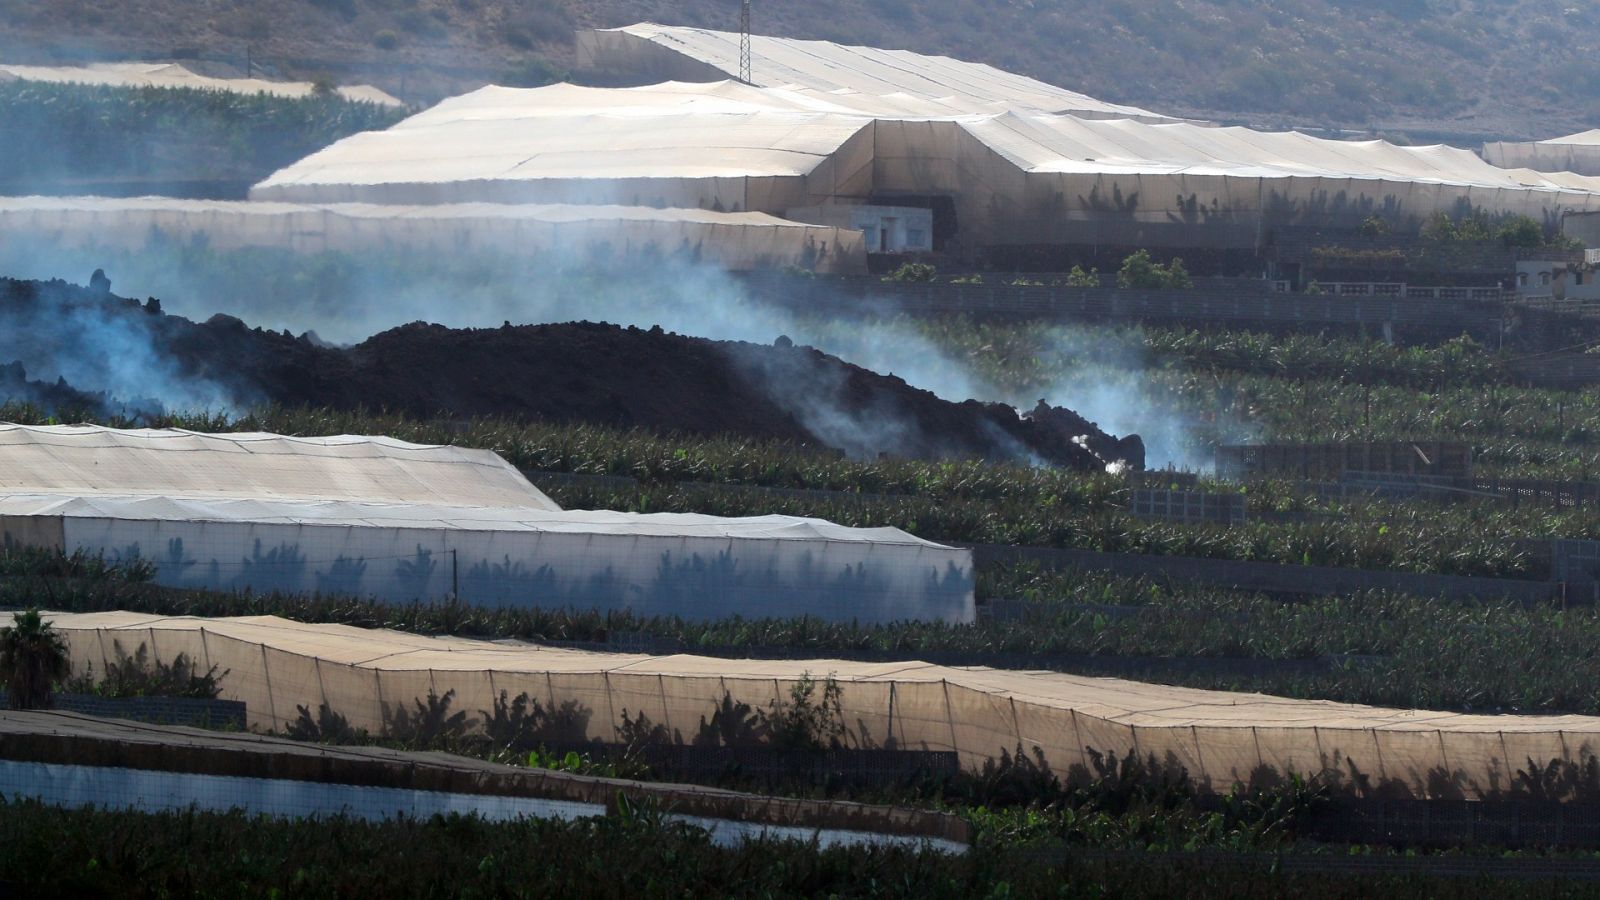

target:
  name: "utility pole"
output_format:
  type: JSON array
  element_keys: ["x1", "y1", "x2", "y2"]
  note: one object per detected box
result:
[{"x1": 739, "y1": 0, "x2": 753, "y2": 84}]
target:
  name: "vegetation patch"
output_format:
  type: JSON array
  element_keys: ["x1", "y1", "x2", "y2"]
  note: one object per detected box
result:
[{"x1": 0, "y1": 82, "x2": 404, "y2": 196}]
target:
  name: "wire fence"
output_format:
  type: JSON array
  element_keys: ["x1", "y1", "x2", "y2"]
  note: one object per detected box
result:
[
  {"x1": 1129, "y1": 488, "x2": 1248, "y2": 525},
  {"x1": 1215, "y1": 441, "x2": 1474, "y2": 480},
  {"x1": 743, "y1": 276, "x2": 1508, "y2": 338}
]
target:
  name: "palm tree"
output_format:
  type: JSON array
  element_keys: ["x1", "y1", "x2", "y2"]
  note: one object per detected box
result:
[{"x1": 0, "y1": 609, "x2": 70, "y2": 710}]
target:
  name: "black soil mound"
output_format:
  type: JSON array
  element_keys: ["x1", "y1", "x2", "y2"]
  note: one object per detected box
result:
[{"x1": 0, "y1": 278, "x2": 1142, "y2": 470}]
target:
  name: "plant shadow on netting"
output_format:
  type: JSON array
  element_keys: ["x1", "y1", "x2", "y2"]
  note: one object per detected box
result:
[
  {"x1": 276, "y1": 674, "x2": 947, "y2": 787},
  {"x1": 272, "y1": 681, "x2": 1600, "y2": 833},
  {"x1": 60, "y1": 639, "x2": 226, "y2": 700}
]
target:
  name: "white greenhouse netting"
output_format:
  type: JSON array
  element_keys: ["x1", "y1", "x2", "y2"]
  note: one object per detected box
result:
[
  {"x1": 3, "y1": 497, "x2": 974, "y2": 624},
  {"x1": 0, "y1": 196, "x2": 865, "y2": 273},
  {"x1": 0, "y1": 425, "x2": 557, "y2": 510},
  {"x1": 43, "y1": 612, "x2": 1600, "y2": 800},
  {"x1": 0, "y1": 62, "x2": 402, "y2": 106},
  {"x1": 250, "y1": 79, "x2": 1600, "y2": 250},
  {"x1": 0, "y1": 427, "x2": 969, "y2": 624},
  {"x1": 249, "y1": 82, "x2": 875, "y2": 213},
  {"x1": 935, "y1": 115, "x2": 1600, "y2": 245},
  {"x1": 1485, "y1": 130, "x2": 1600, "y2": 177},
  {"x1": 575, "y1": 24, "x2": 1182, "y2": 121}
]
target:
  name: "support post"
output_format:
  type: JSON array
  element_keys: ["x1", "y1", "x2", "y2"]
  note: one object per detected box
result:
[{"x1": 739, "y1": 1, "x2": 752, "y2": 84}]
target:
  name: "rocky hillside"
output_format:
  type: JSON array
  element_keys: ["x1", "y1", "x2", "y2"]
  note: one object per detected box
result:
[{"x1": 0, "y1": 0, "x2": 1591, "y2": 142}]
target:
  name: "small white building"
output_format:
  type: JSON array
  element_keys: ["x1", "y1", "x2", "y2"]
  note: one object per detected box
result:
[
  {"x1": 786, "y1": 205, "x2": 935, "y2": 254},
  {"x1": 1515, "y1": 260, "x2": 1558, "y2": 295},
  {"x1": 1516, "y1": 258, "x2": 1600, "y2": 301}
]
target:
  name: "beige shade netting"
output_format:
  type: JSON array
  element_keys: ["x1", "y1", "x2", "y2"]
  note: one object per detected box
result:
[{"x1": 43, "y1": 611, "x2": 1600, "y2": 800}]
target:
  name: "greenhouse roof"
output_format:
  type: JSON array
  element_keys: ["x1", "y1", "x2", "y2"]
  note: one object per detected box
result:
[
  {"x1": 577, "y1": 24, "x2": 1179, "y2": 121},
  {"x1": 0, "y1": 425, "x2": 559, "y2": 511},
  {"x1": 254, "y1": 80, "x2": 1600, "y2": 199},
  {"x1": 0, "y1": 493, "x2": 949, "y2": 546}
]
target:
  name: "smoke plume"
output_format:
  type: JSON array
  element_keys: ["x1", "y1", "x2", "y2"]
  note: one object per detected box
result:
[{"x1": 0, "y1": 234, "x2": 1201, "y2": 467}]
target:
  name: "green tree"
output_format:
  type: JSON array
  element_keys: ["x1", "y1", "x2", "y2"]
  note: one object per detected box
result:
[
  {"x1": 1065, "y1": 264, "x2": 1100, "y2": 287},
  {"x1": 0, "y1": 609, "x2": 69, "y2": 710},
  {"x1": 882, "y1": 261, "x2": 938, "y2": 283},
  {"x1": 1165, "y1": 257, "x2": 1194, "y2": 289},
  {"x1": 1497, "y1": 215, "x2": 1546, "y2": 248},
  {"x1": 1425, "y1": 211, "x2": 1493, "y2": 242},
  {"x1": 1117, "y1": 250, "x2": 1191, "y2": 289},
  {"x1": 1419, "y1": 211, "x2": 1457, "y2": 241}
]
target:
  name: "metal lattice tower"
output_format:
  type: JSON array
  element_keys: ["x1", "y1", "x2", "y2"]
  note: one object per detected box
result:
[{"x1": 739, "y1": 0, "x2": 752, "y2": 84}]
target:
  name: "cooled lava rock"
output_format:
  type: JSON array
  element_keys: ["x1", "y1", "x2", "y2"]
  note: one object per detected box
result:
[{"x1": 0, "y1": 277, "x2": 1142, "y2": 471}]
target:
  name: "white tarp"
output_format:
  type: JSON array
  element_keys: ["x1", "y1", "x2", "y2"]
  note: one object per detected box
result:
[
  {"x1": 0, "y1": 62, "x2": 402, "y2": 106},
  {"x1": 0, "y1": 424, "x2": 556, "y2": 510},
  {"x1": 0, "y1": 195, "x2": 865, "y2": 273},
  {"x1": 252, "y1": 80, "x2": 1600, "y2": 249},
  {"x1": 1484, "y1": 129, "x2": 1600, "y2": 177},
  {"x1": 2, "y1": 495, "x2": 974, "y2": 624},
  {"x1": 40, "y1": 611, "x2": 1600, "y2": 799},
  {"x1": 576, "y1": 24, "x2": 1180, "y2": 122}
]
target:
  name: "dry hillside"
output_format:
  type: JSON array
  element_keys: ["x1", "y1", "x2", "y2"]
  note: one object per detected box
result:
[{"x1": 0, "y1": 0, "x2": 1592, "y2": 141}]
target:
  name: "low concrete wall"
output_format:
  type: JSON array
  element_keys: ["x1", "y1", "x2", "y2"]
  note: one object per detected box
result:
[{"x1": 0, "y1": 692, "x2": 246, "y2": 730}]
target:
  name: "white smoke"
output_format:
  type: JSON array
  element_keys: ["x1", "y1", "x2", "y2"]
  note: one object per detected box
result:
[
  {"x1": 0, "y1": 278, "x2": 241, "y2": 414},
  {"x1": 0, "y1": 235, "x2": 1202, "y2": 467}
]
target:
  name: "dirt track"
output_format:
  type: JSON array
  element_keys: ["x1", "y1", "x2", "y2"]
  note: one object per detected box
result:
[{"x1": 0, "y1": 277, "x2": 1141, "y2": 470}]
